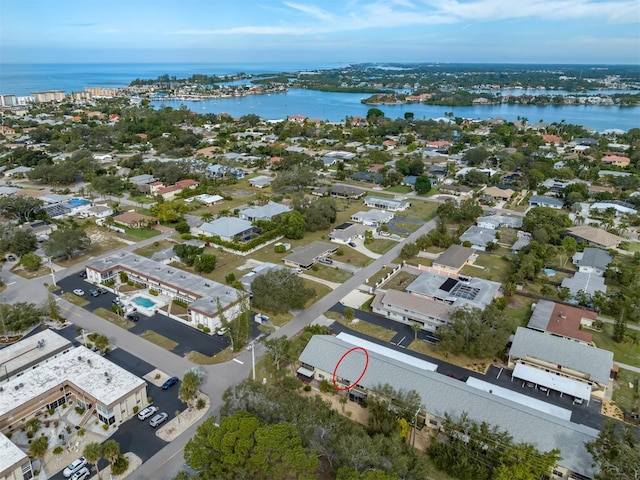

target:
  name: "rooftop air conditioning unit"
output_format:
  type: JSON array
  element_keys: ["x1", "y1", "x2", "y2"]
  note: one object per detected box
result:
[{"x1": 78, "y1": 356, "x2": 82, "y2": 361}]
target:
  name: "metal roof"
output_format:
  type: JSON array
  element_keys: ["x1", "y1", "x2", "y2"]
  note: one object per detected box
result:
[{"x1": 513, "y1": 363, "x2": 591, "y2": 401}]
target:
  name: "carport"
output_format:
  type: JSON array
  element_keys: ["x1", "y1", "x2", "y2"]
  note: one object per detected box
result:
[{"x1": 512, "y1": 363, "x2": 591, "y2": 405}]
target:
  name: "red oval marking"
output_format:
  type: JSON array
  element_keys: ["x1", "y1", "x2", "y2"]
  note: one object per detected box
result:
[{"x1": 332, "y1": 346, "x2": 369, "y2": 391}]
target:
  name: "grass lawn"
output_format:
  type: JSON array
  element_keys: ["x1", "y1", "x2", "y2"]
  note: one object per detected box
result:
[
  {"x1": 186, "y1": 348, "x2": 235, "y2": 365},
  {"x1": 93, "y1": 307, "x2": 135, "y2": 329},
  {"x1": 366, "y1": 239, "x2": 397, "y2": 255},
  {"x1": 141, "y1": 330, "x2": 179, "y2": 351},
  {"x1": 385, "y1": 185, "x2": 412, "y2": 194},
  {"x1": 56, "y1": 229, "x2": 127, "y2": 268},
  {"x1": 612, "y1": 368, "x2": 640, "y2": 413},
  {"x1": 507, "y1": 296, "x2": 535, "y2": 326},
  {"x1": 121, "y1": 226, "x2": 161, "y2": 242},
  {"x1": 394, "y1": 221, "x2": 423, "y2": 233},
  {"x1": 61, "y1": 292, "x2": 89, "y2": 307},
  {"x1": 380, "y1": 271, "x2": 418, "y2": 291},
  {"x1": 326, "y1": 311, "x2": 397, "y2": 342},
  {"x1": 403, "y1": 200, "x2": 439, "y2": 221},
  {"x1": 459, "y1": 254, "x2": 511, "y2": 284},
  {"x1": 408, "y1": 340, "x2": 493, "y2": 374},
  {"x1": 133, "y1": 239, "x2": 175, "y2": 257},
  {"x1": 11, "y1": 266, "x2": 51, "y2": 279},
  {"x1": 625, "y1": 242, "x2": 640, "y2": 253},
  {"x1": 304, "y1": 265, "x2": 353, "y2": 284},
  {"x1": 365, "y1": 264, "x2": 400, "y2": 287},
  {"x1": 591, "y1": 323, "x2": 640, "y2": 367}
]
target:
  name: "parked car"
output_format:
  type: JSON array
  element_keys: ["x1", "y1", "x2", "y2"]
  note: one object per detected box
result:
[
  {"x1": 318, "y1": 257, "x2": 333, "y2": 265},
  {"x1": 70, "y1": 467, "x2": 90, "y2": 480},
  {"x1": 97, "y1": 287, "x2": 108, "y2": 295},
  {"x1": 63, "y1": 457, "x2": 87, "y2": 478},
  {"x1": 89, "y1": 289, "x2": 100, "y2": 297},
  {"x1": 72, "y1": 289, "x2": 85, "y2": 296},
  {"x1": 78, "y1": 271, "x2": 87, "y2": 279},
  {"x1": 126, "y1": 313, "x2": 139, "y2": 322},
  {"x1": 112, "y1": 298, "x2": 123, "y2": 307},
  {"x1": 348, "y1": 242, "x2": 357, "y2": 247},
  {"x1": 149, "y1": 412, "x2": 169, "y2": 427},
  {"x1": 7, "y1": 254, "x2": 16, "y2": 262},
  {"x1": 162, "y1": 376, "x2": 179, "y2": 390},
  {"x1": 137, "y1": 405, "x2": 159, "y2": 420}
]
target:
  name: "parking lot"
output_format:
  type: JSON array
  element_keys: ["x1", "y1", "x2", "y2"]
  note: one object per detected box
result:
[{"x1": 56, "y1": 275, "x2": 231, "y2": 357}]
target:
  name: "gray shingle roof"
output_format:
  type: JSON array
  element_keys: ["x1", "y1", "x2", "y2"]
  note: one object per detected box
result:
[
  {"x1": 434, "y1": 244, "x2": 475, "y2": 270},
  {"x1": 509, "y1": 327, "x2": 613, "y2": 384},
  {"x1": 299, "y1": 335, "x2": 598, "y2": 478},
  {"x1": 575, "y1": 248, "x2": 612, "y2": 272}
]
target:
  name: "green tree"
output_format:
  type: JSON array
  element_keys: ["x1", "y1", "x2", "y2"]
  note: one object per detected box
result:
[
  {"x1": 0, "y1": 302, "x2": 42, "y2": 336},
  {"x1": 28, "y1": 435, "x2": 48, "y2": 465},
  {"x1": 174, "y1": 221, "x2": 190, "y2": 234},
  {"x1": 277, "y1": 210, "x2": 307, "y2": 240},
  {"x1": 43, "y1": 228, "x2": 91, "y2": 260},
  {"x1": 366, "y1": 108, "x2": 385, "y2": 122},
  {"x1": 20, "y1": 252, "x2": 42, "y2": 271},
  {"x1": 437, "y1": 304, "x2": 512, "y2": 358},
  {"x1": 173, "y1": 244, "x2": 204, "y2": 266},
  {"x1": 522, "y1": 207, "x2": 572, "y2": 243},
  {"x1": 251, "y1": 269, "x2": 315, "y2": 315},
  {"x1": 184, "y1": 413, "x2": 319, "y2": 479},
  {"x1": 179, "y1": 368, "x2": 205, "y2": 409},
  {"x1": 462, "y1": 147, "x2": 490, "y2": 166},
  {"x1": 0, "y1": 227, "x2": 38, "y2": 256},
  {"x1": 300, "y1": 197, "x2": 337, "y2": 232},
  {"x1": 102, "y1": 439, "x2": 120, "y2": 469},
  {"x1": 0, "y1": 196, "x2": 43, "y2": 222},
  {"x1": 193, "y1": 253, "x2": 216, "y2": 273},
  {"x1": 83, "y1": 442, "x2": 103, "y2": 479},
  {"x1": 400, "y1": 242, "x2": 419, "y2": 259},
  {"x1": 586, "y1": 419, "x2": 640, "y2": 480},
  {"x1": 92, "y1": 334, "x2": 109, "y2": 352},
  {"x1": 263, "y1": 336, "x2": 292, "y2": 371},
  {"x1": 414, "y1": 175, "x2": 431, "y2": 194}
]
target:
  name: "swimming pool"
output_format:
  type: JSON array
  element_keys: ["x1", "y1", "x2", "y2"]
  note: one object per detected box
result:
[
  {"x1": 131, "y1": 296, "x2": 157, "y2": 308},
  {"x1": 68, "y1": 198, "x2": 91, "y2": 208},
  {"x1": 543, "y1": 269, "x2": 556, "y2": 276}
]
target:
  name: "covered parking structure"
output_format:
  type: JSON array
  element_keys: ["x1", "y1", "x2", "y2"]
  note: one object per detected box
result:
[{"x1": 512, "y1": 363, "x2": 592, "y2": 405}]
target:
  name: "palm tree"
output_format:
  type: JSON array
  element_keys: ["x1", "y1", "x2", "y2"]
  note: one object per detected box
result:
[
  {"x1": 179, "y1": 368, "x2": 204, "y2": 409},
  {"x1": 83, "y1": 442, "x2": 103, "y2": 479},
  {"x1": 411, "y1": 323, "x2": 421, "y2": 340},
  {"x1": 29, "y1": 436, "x2": 48, "y2": 469},
  {"x1": 201, "y1": 212, "x2": 213, "y2": 223},
  {"x1": 102, "y1": 439, "x2": 120, "y2": 471}
]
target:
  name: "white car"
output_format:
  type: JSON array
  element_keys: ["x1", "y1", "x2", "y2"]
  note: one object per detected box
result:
[
  {"x1": 137, "y1": 405, "x2": 159, "y2": 420},
  {"x1": 63, "y1": 457, "x2": 87, "y2": 478},
  {"x1": 71, "y1": 467, "x2": 90, "y2": 480},
  {"x1": 72, "y1": 289, "x2": 85, "y2": 296}
]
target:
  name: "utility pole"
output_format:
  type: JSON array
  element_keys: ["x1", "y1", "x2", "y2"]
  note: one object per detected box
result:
[
  {"x1": 250, "y1": 342, "x2": 256, "y2": 381},
  {"x1": 49, "y1": 257, "x2": 57, "y2": 287}
]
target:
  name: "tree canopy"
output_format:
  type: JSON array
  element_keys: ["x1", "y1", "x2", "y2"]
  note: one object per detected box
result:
[
  {"x1": 0, "y1": 196, "x2": 43, "y2": 223},
  {"x1": 522, "y1": 207, "x2": 572, "y2": 243},
  {"x1": 251, "y1": 269, "x2": 315, "y2": 314},
  {"x1": 586, "y1": 419, "x2": 640, "y2": 480},
  {"x1": 183, "y1": 412, "x2": 320, "y2": 480},
  {"x1": 43, "y1": 227, "x2": 91, "y2": 260}
]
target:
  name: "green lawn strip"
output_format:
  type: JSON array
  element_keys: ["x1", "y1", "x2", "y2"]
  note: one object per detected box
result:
[
  {"x1": 385, "y1": 185, "x2": 412, "y2": 194},
  {"x1": 10, "y1": 266, "x2": 51, "y2": 279},
  {"x1": 326, "y1": 311, "x2": 397, "y2": 342},
  {"x1": 403, "y1": 200, "x2": 439, "y2": 221},
  {"x1": 380, "y1": 271, "x2": 419, "y2": 290},
  {"x1": 395, "y1": 221, "x2": 423, "y2": 233},
  {"x1": 366, "y1": 239, "x2": 397, "y2": 255},
  {"x1": 591, "y1": 323, "x2": 640, "y2": 367},
  {"x1": 93, "y1": 307, "x2": 135, "y2": 329},
  {"x1": 186, "y1": 348, "x2": 235, "y2": 365},
  {"x1": 61, "y1": 292, "x2": 90, "y2": 307},
  {"x1": 408, "y1": 340, "x2": 493, "y2": 374},
  {"x1": 121, "y1": 226, "x2": 162, "y2": 241},
  {"x1": 624, "y1": 242, "x2": 640, "y2": 253},
  {"x1": 133, "y1": 239, "x2": 174, "y2": 257},
  {"x1": 612, "y1": 368, "x2": 640, "y2": 413},
  {"x1": 140, "y1": 330, "x2": 179, "y2": 351},
  {"x1": 304, "y1": 265, "x2": 352, "y2": 283},
  {"x1": 459, "y1": 254, "x2": 510, "y2": 284}
]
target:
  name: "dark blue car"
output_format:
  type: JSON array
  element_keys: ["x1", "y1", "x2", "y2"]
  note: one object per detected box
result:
[{"x1": 162, "y1": 376, "x2": 179, "y2": 390}]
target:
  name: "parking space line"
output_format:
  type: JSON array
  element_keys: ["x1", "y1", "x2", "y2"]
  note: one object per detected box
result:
[{"x1": 233, "y1": 358, "x2": 244, "y2": 365}]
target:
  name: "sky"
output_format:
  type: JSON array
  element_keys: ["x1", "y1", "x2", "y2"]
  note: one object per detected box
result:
[{"x1": 1, "y1": 0, "x2": 639, "y2": 65}]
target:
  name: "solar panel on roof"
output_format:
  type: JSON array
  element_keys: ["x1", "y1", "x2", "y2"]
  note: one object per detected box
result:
[{"x1": 440, "y1": 278, "x2": 458, "y2": 292}]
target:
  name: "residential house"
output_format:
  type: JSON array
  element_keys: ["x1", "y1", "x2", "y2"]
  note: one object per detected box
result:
[
  {"x1": 601, "y1": 153, "x2": 631, "y2": 167},
  {"x1": 206, "y1": 164, "x2": 245, "y2": 179},
  {"x1": 566, "y1": 226, "x2": 623, "y2": 248},
  {"x1": 3, "y1": 166, "x2": 32, "y2": 178},
  {"x1": 483, "y1": 186, "x2": 515, "y2": 202},
  {"x1": 128, "y1": 174, "x2": 157, "y2": 193},
  {"x1": 350, "y1": 171, "x2": 382, "y2": 184},
  {"x1": 155, "y1": 179, "x2": 200, "y2": 200},
  {"x1": 511, "y1": 231, "x2": 532, "y2": 252},
  {"x1": 328, "y1": 222, "x2": 368, "y2": 245},
  {"x1": 149, "y1": 247, "x2": 179, "y2": 264},
  {"x1": 589, "y1": 201, "x2": 637, "y2": 216},
  {"x1": 527, "y1": 300, "x2": 596, "y2": 344},
  {"x1": 476, "y1": 215, "x2": 523, "y2": 230},
  {"x1": 198, "y1": 217, "x2": 256, "y2": 242},
  {"x1": 572, "y1": 248, "x2": 611, "y2": 276},
  {"x1": 459, "y1": 226, "x2": 497, "y2": 251},
  {"x1": 350, "y1": 209, "x2": 394, "y2": 226},
  {"x1": 561, "y1": 272, "x2": 607, "y2": 298},
  {"x1": 401, "y1": 175, "x2": 417, "y2": 189},
  {"x1": 283, "y1": 241, "x2": 338, "y2": 269},
  {"x1": 248, "y1": 175, "x2": 273, "y2": 188},
  {"x1": 432, "y1": 245, "x2": 476, "y2": 274},
  {"x1": 364, "y1": 196, "x2": 410, "y2": 212},
  {"x1": 330, "y1": 185, "x2": 366, "y2": 199},
  {"x1": 508, "y1": 327, "x2": 613, "y2": 398},
  {"x1": 86, "y1": 204, "x2": 114, "y2": 218},
  {"x1": 298, "y1": 334, "x2": 598, "y2": 480},
  {"x1": 438, "y1": 184, "x2": 473, "y2": 197},
  {"x1": 240, "y1": 262, "x2": 290, "y2": 294},
  {"x1": 113, "y1": 212, "x2": 156, "y2": 229},
  {"x1": 598, "y1": 170, "x2": 632, "y2": 178},
  {"x1": 587, "y1": 185, "x2": 616, "y2": 196},
  {"x1": 238, "y1": 202, "x2": 291, "y2": 222},
  {"x1": 528, "y1": 196, "x2": 564, "y2": 209}
]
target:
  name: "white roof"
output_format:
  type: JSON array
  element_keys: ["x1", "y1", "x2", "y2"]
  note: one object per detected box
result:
[
  {"x1": 513, "y1": 363, "x2": 592, "y2": 401},
  {"x1": 0, "y1": 432, "x2": 28, "y2": 473},
  {"x1": 466, "y1": 377, "x2": 572, "y2": 421},
  {"x1": 336, "y1": 332, "x2": 437, "y2": 372},
  {"x1": 0, "y1": 329, "x2": 72, "y2": 378},
  {"x1": 0, "y1": 345, "x2": 146, "y2": 418}
]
